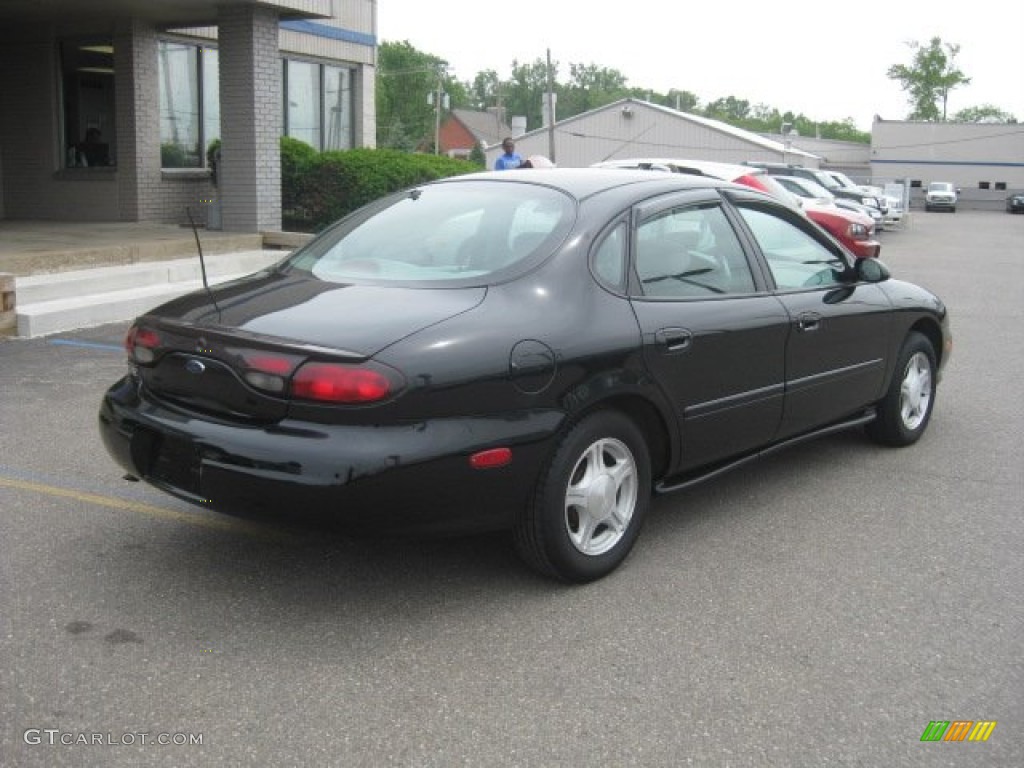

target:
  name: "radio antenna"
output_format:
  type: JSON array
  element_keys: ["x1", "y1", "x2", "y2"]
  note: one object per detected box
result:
[{"x1": 186, "y1": 207, "x2": 221, "y2": 316}]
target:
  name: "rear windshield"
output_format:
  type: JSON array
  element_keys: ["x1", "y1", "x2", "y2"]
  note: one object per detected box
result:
[{"x1": 283, "y1": 180, "x2": 576, "y2": 285}]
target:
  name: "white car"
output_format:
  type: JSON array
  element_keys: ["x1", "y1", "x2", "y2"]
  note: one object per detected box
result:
[
  {"x1": 773, "y1": 175, "x2": 885, "y2": 231},
  {"x1": 925, "y1": 182, "x2": 958, "y2": 213}
]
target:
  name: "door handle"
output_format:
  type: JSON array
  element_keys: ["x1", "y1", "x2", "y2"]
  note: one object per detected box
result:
[
  {"x1": 797, "y1": 312, "x2": 821, "y2": 332},
  {"x1": 655, "y1": 328, "x2": 693, "y2": 353}
]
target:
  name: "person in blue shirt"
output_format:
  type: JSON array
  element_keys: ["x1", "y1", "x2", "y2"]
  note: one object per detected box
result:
[{"x1": 494, "y1": 138, "x2": 522, "y2": 170}]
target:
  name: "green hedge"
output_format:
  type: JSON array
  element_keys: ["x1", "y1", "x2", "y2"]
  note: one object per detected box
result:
[{"x1": 283, "y1": 145, "x2": 480, "y2": 232}]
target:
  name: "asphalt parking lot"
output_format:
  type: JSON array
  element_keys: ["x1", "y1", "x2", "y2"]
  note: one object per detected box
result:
[{"x1": 2, "y1": 210, "x2": 1022, "y2": 767}]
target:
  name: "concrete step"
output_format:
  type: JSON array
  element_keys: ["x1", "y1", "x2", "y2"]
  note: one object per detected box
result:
[
  {"x1": 0, "y1": 231, "x2": 265, "y2": 277},
  {"x1": 14, "y1": 250, "x2": 287, "y2": 338}
]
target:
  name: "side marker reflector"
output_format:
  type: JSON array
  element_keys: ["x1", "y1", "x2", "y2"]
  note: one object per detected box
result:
[{"x1": 469, "y1": 448, "x2": 512, "y2": 469}]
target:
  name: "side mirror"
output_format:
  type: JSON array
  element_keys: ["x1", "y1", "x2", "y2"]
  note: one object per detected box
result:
[{"x1": 855, "y1": 256, "x2": 890, "y2": 283}]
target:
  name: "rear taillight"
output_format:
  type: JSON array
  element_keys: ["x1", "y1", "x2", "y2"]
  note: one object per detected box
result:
[
  {"x1": 125, "y1": 325, "x2": 161, "y2": 364},
  {"x1": 231, "y1": 349, "x2": 303, "y2": 395},
  {"x1": 735, "y1": 174, "x2": 770, "y2": 193},
  {"x1": 291, "y1": 363, "x2": 394, "y2": 404}
]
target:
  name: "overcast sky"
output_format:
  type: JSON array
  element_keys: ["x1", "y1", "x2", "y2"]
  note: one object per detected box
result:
[{"x1": 376, "y1": 0, "x2": 1023, "y2": 132}]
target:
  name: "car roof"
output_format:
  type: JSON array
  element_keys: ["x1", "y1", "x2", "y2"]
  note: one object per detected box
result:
[
  {"x1": 591, "y1": 157, "x2": 759, "y2": 182},
  {"x1": 434, "y1": 167, "x2": 739, "y2": 200}
]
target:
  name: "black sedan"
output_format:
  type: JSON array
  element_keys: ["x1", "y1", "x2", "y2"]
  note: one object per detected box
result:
[{"x1": 99, "y1": 169, "x2": 952, "y2": 582}]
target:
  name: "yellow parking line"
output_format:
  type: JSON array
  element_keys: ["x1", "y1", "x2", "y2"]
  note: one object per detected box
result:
[{"x1": 0, "y1": 475, "x2": 295, "y2": 540}]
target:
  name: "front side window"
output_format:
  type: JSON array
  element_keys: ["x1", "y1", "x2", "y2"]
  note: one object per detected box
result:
[
  {"x1": 158, "y1": 41, "x2": 219, "y2": 169},
  {"x1": 60, "y1": 38, "x2": 116, "y2": 168},
  {"x1": 737, "y1": 206, "x2": 847, "y2": 291},
  {"x1": 635, "y1": 204, "x2": 756, "y2": 298}
]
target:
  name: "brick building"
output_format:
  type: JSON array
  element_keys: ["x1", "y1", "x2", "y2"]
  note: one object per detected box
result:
[
  {"x1": 437, "y1": 108, "x2": 513, "y2": 159},
  {"x1": 0, "y1": 0, "x2": 377, "y2": 232}
]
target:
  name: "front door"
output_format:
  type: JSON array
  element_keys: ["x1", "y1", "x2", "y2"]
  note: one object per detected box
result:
[{"x1": 733, "y1": 202, "x2": 892, "y2": 438}]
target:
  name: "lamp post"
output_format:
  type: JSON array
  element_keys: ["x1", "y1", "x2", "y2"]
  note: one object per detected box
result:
[
  {"x1": 781, "y1": 121, "x2": 793, "y2": 165},
  {"x1": 429, "y1": 65, "x2": 449, "y2": 155}
]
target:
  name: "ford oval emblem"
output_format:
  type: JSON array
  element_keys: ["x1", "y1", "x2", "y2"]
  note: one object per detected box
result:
[{"x1": 185, "y1": 358, "x2": 206, "y2": 375}]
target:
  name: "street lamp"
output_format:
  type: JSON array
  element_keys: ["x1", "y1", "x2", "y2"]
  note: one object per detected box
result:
[{"x1": 428, "y1": 65, "x2": 450, "y2": 155}]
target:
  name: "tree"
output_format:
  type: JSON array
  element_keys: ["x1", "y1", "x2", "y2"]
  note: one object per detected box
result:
[
  {"x1": 377, "y1": 41, "x2": 462, "y2": 149},
  {"x1": 559, "y1": 63, "x2": 629, "y2": 115},
  {"x1": 952, "y1": 105, "x2": 1018, "y2": 124},
  {"x1": 887, "y1": 37, "x2": 970, "y2": 121},
  {"x1": 704, "y1": 96, "x2": 750, "y2": 122},
  {"x1": 504, "y1": 58, "x2": 558, "y2": 130},
  {"x1": 467, "y1": 69, "x2": 502, "y2": 111}
]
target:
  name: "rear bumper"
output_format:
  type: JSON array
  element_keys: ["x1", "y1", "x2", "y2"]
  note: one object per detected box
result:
[{"x1": 98, "y1": 376, "x2": 562, "y2": 535}]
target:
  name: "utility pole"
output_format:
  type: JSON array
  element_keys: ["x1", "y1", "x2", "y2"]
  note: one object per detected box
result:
[
  {"x1": 431, "y1": 64, "x2": 449, "y2": 155},
  {"x1": 546, "y1": 48, "x2": 555, "y2": 163}
]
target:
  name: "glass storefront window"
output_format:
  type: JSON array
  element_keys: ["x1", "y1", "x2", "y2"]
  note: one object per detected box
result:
[
  {"x1": 285, "y1": 60, "x2": 321, "y2": 150},
  {"x1": 159, "y1": 40, "x2": 220, "y2": 169},
  {"x1": 159, "y1": 42, "x2": 200, "y2": 167},
  {"x1": 284, "y1": 58, "x2": 355, "y2": 151},
  {"x1": 324, "y1": 65, "x2": 353, "y2": 151},
  {"x1": 202, "y1": 47, "x2": 221, "y2": 157},
  {"x1": 60, "y1": 38, "x2": 116, "y2": 168}
]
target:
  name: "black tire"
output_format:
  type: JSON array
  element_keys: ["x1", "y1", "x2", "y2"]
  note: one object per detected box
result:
[
  {"x1": 866, "y1": 332, "x2": 937, "y2": 447},
  {"x1": 514, "y1": 411, "x2": 652, "y2": 583}
]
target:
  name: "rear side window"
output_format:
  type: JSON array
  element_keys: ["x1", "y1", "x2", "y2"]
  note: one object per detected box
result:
[
  {"x1": 635, "y1": 204, "x2": 756, "y2": 298},
  {"x1": 285, "y1": 181, "x2": 575, "y2": 285},
  {"x1": 592, "y1": 221, "x2": 627, "y2": 290}
]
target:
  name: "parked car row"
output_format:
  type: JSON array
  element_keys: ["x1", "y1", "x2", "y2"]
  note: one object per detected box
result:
[
  {"x1": 769, "y1": 175, "x2": 885, "y2": 230},
  {"x1": 744, "y1": 162, "x2": 890, "y2": 216}
]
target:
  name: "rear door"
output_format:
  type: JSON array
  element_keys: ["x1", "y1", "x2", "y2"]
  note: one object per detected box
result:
[{"x1": 626, "y1": 191, "x2": 790, "y2": 472}]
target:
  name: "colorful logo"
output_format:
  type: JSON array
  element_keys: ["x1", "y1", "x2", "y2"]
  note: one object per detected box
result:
[{"x1": 920, "y1": 721, "x2": 997, "y2": 742}]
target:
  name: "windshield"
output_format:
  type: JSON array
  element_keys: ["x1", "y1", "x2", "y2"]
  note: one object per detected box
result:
[
  {"x1": 809, "y1": 170, "x2": 842, "y2": 191},
  {"x1": 928, "y1": 182, "x2": 954, "y2": 193},
  {"x1": 830, "y1": 172, "x2": 860, "y2": 189},
  {"x1": 283, "y1": 181, "x2": 576, "y2": 285},
  {"x1": 776, "y1": 176, "x2": 835, "y2": 201}
]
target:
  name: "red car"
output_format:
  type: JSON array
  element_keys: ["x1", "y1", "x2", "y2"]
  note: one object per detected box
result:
[
  {"x1": 593, "y1": 158, "x2": 881, "y2": 258},
  {"x1": 799, "y1": 201, "x2": 880, "y2": 259}
]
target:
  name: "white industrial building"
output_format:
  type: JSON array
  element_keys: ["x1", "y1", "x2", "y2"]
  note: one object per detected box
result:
[
  {"x1": 486, "y1": 98, "x2": 821, "y2": 170},
  {"x1": 871, "y1": 119, "x2": 1024, "y2": 206}
]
